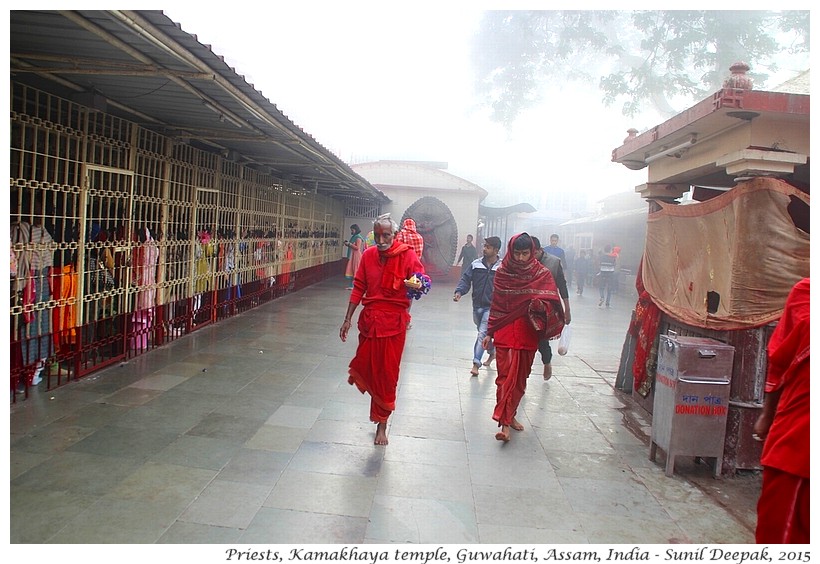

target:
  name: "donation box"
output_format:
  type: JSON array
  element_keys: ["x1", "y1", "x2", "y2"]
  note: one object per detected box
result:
[{"x1": 649, "y1": 335, "x2": 735, "y2": 477}]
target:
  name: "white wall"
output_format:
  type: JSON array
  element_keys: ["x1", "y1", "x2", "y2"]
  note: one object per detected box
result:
[
  {"x1": 350, "y1": 162, "x2": 487, "y2": 272},
  {"x1": 379, "y1": 186, "x2": 480, "y2": 266}
]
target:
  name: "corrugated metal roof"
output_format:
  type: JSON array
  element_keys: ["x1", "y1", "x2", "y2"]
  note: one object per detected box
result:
[{"x1": 10, "y1": 9, "x2": 389, "y2": 204}]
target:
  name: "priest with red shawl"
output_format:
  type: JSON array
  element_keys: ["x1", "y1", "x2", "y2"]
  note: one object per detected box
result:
[
  {"x1": 483, "y1": 233, "x2": 565, "y2": 442},
  {"x1": 340, "y1": 213, "x2": 427, "y2": 446},
  {"x1": 754, "y1": 277, "x2": 810, "y2": 544}
]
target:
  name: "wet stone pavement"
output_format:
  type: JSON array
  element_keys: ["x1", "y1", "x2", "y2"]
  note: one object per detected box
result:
[{"x1": 10, "y1": 275, "x2": 760, "y2": 545}]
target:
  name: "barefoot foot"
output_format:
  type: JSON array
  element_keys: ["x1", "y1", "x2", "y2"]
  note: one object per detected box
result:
[
  {"x1": 374, "y1": 422, "x2": 389, "y2": 445},
  {"x1": 495, "y1": 425, "x2": 511, "y2": 442},
  {"x1": 510, "y1": 418, "x2": 524, "y2": 431},
  {"x1": 470, "y1": 362, "x2": 480, "y2": 376},
  {"x1": 483, "y1": 353, "x2": 495, "y2": 367}
]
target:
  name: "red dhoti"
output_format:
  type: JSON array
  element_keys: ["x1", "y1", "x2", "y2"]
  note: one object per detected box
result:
[
  {"x1": 347, "y1": 306, "x2": 409, "y2": 423},
  {"x1": 492, "y1": 347, "x2": 536, "y2": 427}
]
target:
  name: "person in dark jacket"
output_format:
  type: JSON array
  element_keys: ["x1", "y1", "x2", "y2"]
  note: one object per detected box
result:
[
  {"x1": 532, "y1": 237, "x2": 572, "y2": 381},
  {"x1": 598, "y1": 245, "x2": 618, "y2": 307},
  {"x1": 574, "y1": 249, "x2": 592, "y2": 295},
  {"x1": 453, "y1": 236, "x2": 502, "y2": 376},
  {"x1": 456, "y1": 234, "x2": 478, "y2": 274}
]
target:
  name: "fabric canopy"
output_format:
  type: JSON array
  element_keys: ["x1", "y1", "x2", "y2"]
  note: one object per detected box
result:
[{"x1": 642, "y1": 177, "x2": 809, "y2": 330}]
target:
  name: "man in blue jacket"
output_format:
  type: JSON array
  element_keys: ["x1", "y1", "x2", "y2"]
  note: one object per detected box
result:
[{"x1": 453, "y1": 236, "x2": 502, "y2": 376}]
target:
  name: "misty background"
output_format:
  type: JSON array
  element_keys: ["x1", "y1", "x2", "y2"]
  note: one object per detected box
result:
[{"x1": 163, "y1": 6, "x2": 810, "y2": 216}]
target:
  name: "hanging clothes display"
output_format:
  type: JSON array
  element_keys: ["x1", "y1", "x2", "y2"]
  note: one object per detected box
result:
[{"x1": 130, "y1": 228, "x2": 159, "y2": 350}]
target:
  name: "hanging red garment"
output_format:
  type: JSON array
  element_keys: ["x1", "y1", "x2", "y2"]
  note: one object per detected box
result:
[
  {"x1": 280, "y1": 243, "x2": 294, "y2": 287},
  {"x1": 630, "y1": 258, "x2": 663, "y2": 397}
]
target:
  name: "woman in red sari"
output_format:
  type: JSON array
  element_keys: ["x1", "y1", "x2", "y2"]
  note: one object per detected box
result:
[
  {"x1": 483, "y1": 233, "x2": 564, "y2": 442},
  {"x1": 339, "y1": 214, "x2": 426, "y2": 446},
  {"x1": 754, "y1": 278, "x2": 810, "y2": 544}
]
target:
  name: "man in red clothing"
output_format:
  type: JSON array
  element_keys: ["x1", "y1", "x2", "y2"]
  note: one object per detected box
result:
[
  {"x1": 339, "y1": 214, "x2": 426, "y2": 446},
  {"x1": 753, "y1": 278, "x2": 810, "y2": 544},
  {"x1": 482, "y1": 233, "x2": 565, "y2": 442}
]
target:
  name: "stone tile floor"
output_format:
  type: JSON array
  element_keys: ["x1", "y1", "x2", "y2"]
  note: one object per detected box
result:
[{"x1": 10, "y1": 276, "x2": 760, "y2": 547}]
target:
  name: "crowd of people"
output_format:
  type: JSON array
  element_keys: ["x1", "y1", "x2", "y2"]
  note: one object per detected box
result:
[
  {"x1": 341, "y1": 226, "x2": 638, "y2": 444},
  {"x1": 340, "y1": 222, "x2": 809, "y2": 543}
]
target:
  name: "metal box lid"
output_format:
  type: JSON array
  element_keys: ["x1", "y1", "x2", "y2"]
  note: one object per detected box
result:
[{"x1": 658, "y1": 335, "x2": 735, "y2": 382}]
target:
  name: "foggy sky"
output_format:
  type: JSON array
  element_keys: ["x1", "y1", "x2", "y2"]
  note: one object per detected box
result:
[{"x1": 162, "y1": 4, "x2": 809, "y2": 211}]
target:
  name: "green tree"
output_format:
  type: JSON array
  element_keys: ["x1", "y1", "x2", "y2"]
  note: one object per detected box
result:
[{"x1": 472, "y1": 10, "x2": 809, "y2": 125}]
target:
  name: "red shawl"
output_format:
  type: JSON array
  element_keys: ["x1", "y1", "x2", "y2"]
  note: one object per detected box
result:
[
  {"x1": 487, "y1": 233, "x2": 564, "y2": 339},
  {"x1": 380, "y1": 239, "x2": 413, "y2": 291}
]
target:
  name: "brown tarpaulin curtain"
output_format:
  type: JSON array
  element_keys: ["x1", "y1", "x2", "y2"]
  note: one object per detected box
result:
[{"x1": 642, "y1": 177, "x2": 809, "y2": 330}]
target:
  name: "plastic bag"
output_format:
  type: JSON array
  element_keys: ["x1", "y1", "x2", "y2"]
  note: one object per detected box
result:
[{"x1": 557, "y1": 325, "x2": 572, "y2": 356}]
